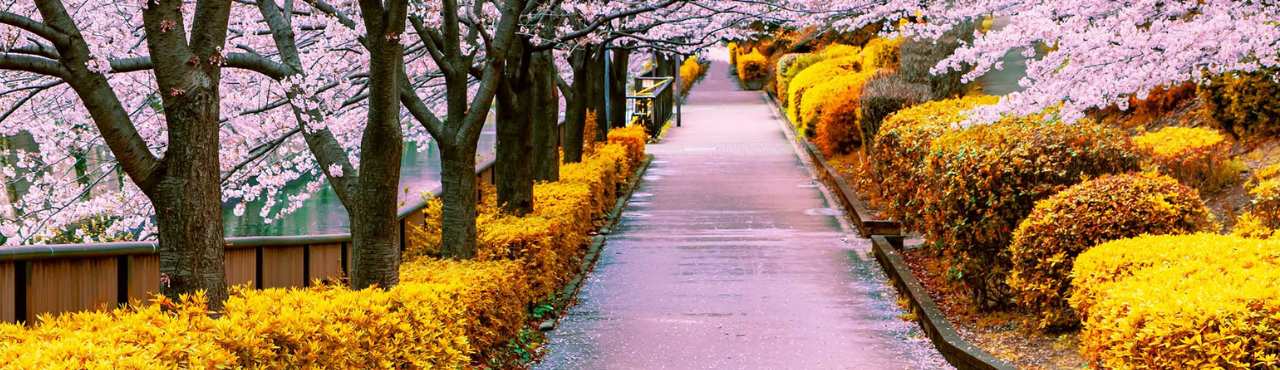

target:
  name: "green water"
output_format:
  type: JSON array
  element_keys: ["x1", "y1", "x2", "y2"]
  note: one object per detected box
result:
[{"x1": 222, "y1": 124, "x2": 495, "y2": 237}]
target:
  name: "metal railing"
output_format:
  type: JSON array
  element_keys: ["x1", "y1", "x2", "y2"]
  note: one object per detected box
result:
[{"x1": 627, "y1": 76, "x2": 674, "y2": 136}]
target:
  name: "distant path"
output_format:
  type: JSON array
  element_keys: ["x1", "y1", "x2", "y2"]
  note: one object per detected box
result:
[{"x1": 536, "y1": 49, "x2": 949, "y2": 370}]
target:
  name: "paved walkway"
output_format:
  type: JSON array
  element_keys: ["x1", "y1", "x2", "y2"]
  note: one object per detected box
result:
[{"x1": 537, "y1": 50, "x2": 948, "y2": 370}]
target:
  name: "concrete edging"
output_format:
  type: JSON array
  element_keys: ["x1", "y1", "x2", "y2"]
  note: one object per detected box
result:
[
  {"x1": 762, "y1": 93, "x2": 901, "y2": 237},
  {"x1": 871, "y1": 236, "x2": 1015, "y2": 370},
  {"x1": 540, "y1": 154, "x2": 654, "y2": 330}
]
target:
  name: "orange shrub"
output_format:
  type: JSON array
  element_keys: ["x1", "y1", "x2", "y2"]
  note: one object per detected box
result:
[
  {"x1": 1007, "y1": 173, "x2": 1215, "y2": 331},
  {"x1": 922, "y1": 115, "x2": 1139, "y2": 308},
  {"x1": 869, "y1": 96, "x2": 999, "y2": 231},
  {"x1": 807, "y1": 72, "x2": 874, "y2": 151}
]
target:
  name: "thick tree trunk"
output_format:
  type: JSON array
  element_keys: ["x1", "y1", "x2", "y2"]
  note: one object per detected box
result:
[
  {"x1": 150, "y1": 86, "x2": 228, "y2": 308},
  {"x1": 589, "y1": 47, "x2": 609, "y2": 142},
  {"x1": 531, "y1": 50, "x2": 560, "y2": 182},
  {"x1": 347, "y1": 20, "x2": 405, "y2": 289},
  {"x1": 561, "y1": 48, "x2": 591, "y2": 164},
  {"x1": 439, "y1": 143, "x2": 478, "y2": 258},
  {"x1": 608, "y1": 48, "x2": 631, "y2": 129},
  {"x1": 495, "y1": 38, "x2": 536, "y2": 215},
  {"x1": 495, "y1": 90, "x2": 535, "y2": 214}
]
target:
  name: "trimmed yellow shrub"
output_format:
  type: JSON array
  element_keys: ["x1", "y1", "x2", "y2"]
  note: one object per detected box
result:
[
  {"x1": 1006, "y1": 172, "x2": 1215, "y2": 331},
  {"x1": 0, "y1": 284, "x2": 479, "y2": 368},
  {"x1": 923, "y1": 115, "x2": 1139, "y2": 308},
  {"x1": 788, "y1": 54, "x2": 866, "y2": 127},
  {"x1": 869, "y1": 96, "x2": 999, "y2": 231},
  {"x1": 399, "y1": 259, "x2": 531, "y2": 358},
  {"x1": 1132, "y1": 126, "x2": 1236, "y2": 192},
  {"x1": 806, "y1": 71, "x2": 874, "y2": 147},
  {"x1": 735, "y1": 48, "x2": 768, "y2": 86},
  {"x1": 776, "y1": 45, "x2": 861, "y2": 104},
  {"x1": 678, "y1": 56, "x2": 705, "y2": 96},
  {"x1": 606, "y1": 124, "x2": 647, "y2": 165},
  {"x1": 1071, "y1": 234, "x2": 1280, "y2": 368},
  {"x1": 859, "y1": 37, "x2": 902, "y2": 71}
]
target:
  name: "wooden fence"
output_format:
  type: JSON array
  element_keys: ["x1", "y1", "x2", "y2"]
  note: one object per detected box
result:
[{"x1": 0, "y1": 159, "x2": 497, "y2": 323}]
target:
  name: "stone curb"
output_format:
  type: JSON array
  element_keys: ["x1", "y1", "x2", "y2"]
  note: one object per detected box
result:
[
  {"x1": 539, "y1": 154, "x2": 654, "y2": 331},
  {"x1": 871, "y1": 236, "x2": 1016, "y2": 370}
]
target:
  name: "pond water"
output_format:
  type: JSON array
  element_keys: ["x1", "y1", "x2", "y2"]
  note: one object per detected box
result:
[
  {"x1": 976, "y1": 17, "x2": 1029, "y2": 96},
  {"x1": 222, "y1": 124, "x2": 496, "y2": 237},
  {"x1": 977, "y1": 48, "x2": 1027, "y2": 96}
]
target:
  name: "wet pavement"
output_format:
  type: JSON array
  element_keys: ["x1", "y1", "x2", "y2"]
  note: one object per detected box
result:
[{"x1": 536, "y1": 50, "x2": 949, "y2": 370}]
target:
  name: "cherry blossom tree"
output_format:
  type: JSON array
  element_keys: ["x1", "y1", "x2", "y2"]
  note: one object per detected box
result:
[{"x1": 0, "y1": 0, "x2": 290, "y2": 306}]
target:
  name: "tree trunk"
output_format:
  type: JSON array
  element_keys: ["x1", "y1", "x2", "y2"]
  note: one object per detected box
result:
[
  {"x1": 439, "y1": 143, "x2": 478, "y2": 259},
  {"x1": 347, "y1": 16, "x2": 406, "y2": 289},
  {"x1": 150, "y1": 85, "x2": 228, "y2": 309},
  {"x1": 589, "y1": 47, "x2": 609, "y2": 142},
  {"x1": 531, "y1": 50, "x2": 560, "y2": 181},
  {"x1": 608, "y1": 48, "x2": 631, "y2": 129},
  {"x1": 495, "y1": 38, "x2": 535, "y2": 215},
  {"x1": 561, "y1": 48, "x2": 591, "y2": 164}
]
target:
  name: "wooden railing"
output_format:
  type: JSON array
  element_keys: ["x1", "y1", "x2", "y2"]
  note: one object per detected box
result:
[{"x1": 0, "y1": 158, "x2": 497, "y2": 323}]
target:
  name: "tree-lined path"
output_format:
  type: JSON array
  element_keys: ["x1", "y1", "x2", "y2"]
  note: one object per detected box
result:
[{"x1": 537, "y1": 52, "x2": 947, "y2": 369}]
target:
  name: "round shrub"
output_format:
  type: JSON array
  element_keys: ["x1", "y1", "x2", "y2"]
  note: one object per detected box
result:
[
  {"x1": 811, "y1": 72, "x2": 874, "y2": 154},
  {"x1": 776, "y1": 45, "x2": 861, "y2": 104},
  {"x1": 860, "y1": 37, "x2": 902, "y2": 71},
  {"x1": 773, "y1": 53, "x2": 804, "y2": 103},
  {"x1": 735, "y1": 48, "x2": 769, "y2": 87},
  {"x1": 1131, "y1": 126, "x2": 1236, "y2": 192},
  {"x1": 922, "y1": 115, "x2": 1140, "y2": 309},
  {"x1": 1006, "y1": 172, "x2": 1216, "y2": 331},
  {"x1": 869, "y1": 95, "x2": 999, "y2": 231},
  {"x1": 1071, "y1": 234, "x2": 1280, "y2": 368},
  {"x1": 787, "y1": 54, "x2": 864, "y2": 126},
  {"x1": 857, "y1": 72, "x2": 929, "y2": 153}
]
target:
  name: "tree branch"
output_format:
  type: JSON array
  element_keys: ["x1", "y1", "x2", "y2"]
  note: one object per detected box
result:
[{"x1": 0, "y1": 11, "x2": 70, "y2": 46}]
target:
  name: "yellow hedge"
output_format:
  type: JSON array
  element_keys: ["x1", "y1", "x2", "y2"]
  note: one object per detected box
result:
[
  {"x1": 788, "y1": 54, "x2": 866, "y2": 128},
  {"x1": 1071, "y1": 234, "x2": 1280, "y2": 368},
  {"x1": 1006, "y1": 172, "x2": 1215, "y2": 331},
  {"x1": 606, "y1": 124, "x2": 647, "y2": 166},
  {"x1": 1132, "y1": 126, "x2": 1235, "y2": 192},
  {"x1": 735, "y1": 48, "x2": 769, "y2": 83},
  {"x1": 810, "y1": 71, "x2": 875, "y2": 154},
  {"x1": 0, "y1": 132, "x2": 648, "y2": 368},
  {"x1": 0, "y1": 273, "x2": 508, "y2": 368},
  {"x1": 869, "y1": 96, "x2": 999, "y2": 231},
  {"x1": 678, "y1": 56, "x2": 705, "y2": 96},
  {"x1": 922, "y1": 114, "x2": 1139, "y2": 308},
  {"x1": 775, "y1": 44, "x2": 861, "y2": 104}
]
